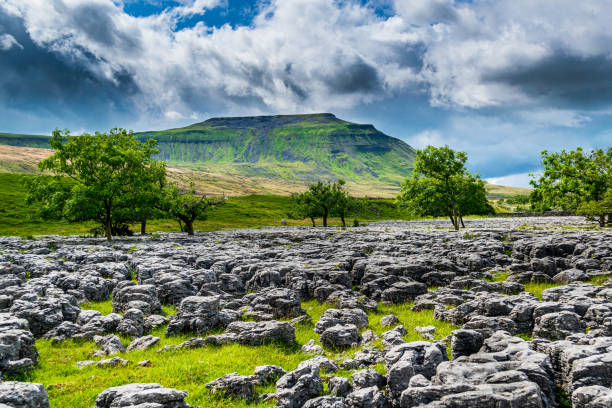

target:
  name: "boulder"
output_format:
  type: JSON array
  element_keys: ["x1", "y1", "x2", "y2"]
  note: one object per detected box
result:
[
  {"x1": 320, "y1": 324, "x2": 361, "y2": 349},
  {"x1": 94, "y1": 383, "x2": 193, "y2": 407}
]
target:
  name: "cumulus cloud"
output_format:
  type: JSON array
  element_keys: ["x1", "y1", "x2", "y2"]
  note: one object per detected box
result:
[
  {"x1": 0, "y1": 0, "x2": 611, "y2": 171},
  {"x1": 0, "y1": 33, "x2": 21, "y2": 50},
  {"x1": 485, "y1": 173, "x2": 534, "y2": 189},
  {"x1": 0, "y1": 0, "x2": 424, "y2": 125}
]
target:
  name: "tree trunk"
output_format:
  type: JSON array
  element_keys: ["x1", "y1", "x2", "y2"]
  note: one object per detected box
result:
[
  {"x1": 341, "y1": 214, "x2": 346, "y2": 228},
  {"x1": 104, "y1": 205, "x2": 112, "y2": 241},
  {"x1": 452, "y1": 206, "x2": 459, "y2": 231},
  {"x1": 323, "y1": 209, "x2": 328, "y2": 227},
  {"x1": 140, "y1": 218, "x2": 147, "y2": 235},
  {"x1": 310, "y1": 217, "x2": 316, "y2": 227},
  {"x1": 599, "y1": 214, "x2": 605, "y2": 227},
  {"x1": 459, "y1": 215, "x2": 465, "y2": 228},
  {"x1": 178, "y1": 219, "x2": 184, "y2": 232},
  {"x1": 185, "y1": 220, "x2": 194, "y2": 235}
]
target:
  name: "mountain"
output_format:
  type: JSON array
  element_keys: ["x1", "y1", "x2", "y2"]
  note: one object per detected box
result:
[
  {"x1": 0, "y1": 114, "x2": 416, "y2": 186},
  {"x1": 134, "y1": 113, "x2": 416, "y2": 185}
]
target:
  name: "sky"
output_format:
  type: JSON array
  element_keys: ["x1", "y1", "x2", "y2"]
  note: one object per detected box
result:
[{"x1": 1, "y1": 0, "x2": 611, "y2": 187}]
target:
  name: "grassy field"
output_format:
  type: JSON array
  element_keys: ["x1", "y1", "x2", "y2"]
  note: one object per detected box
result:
[
  {"x1": 13, "y1": 299, "x2": 456, "y2": 408},
  {"x1": 0, "y1": 173, "x2": 418, "y2": 236}
]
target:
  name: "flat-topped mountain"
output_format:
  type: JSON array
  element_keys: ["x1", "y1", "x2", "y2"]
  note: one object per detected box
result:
[
  {"x1": 0, "y1": 113, "x2": 416, "y2": 185},
  {"x1": 134, "y1": 113, "x2": 416, "y2": 184}
]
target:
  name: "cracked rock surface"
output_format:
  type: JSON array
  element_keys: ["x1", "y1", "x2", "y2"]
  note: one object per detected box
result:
[{"x1": 0, "y1": 216, "x2": 610, "y2": 407}]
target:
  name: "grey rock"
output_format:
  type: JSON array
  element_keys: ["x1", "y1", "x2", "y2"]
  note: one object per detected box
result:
[
  {"x1": 345, "y1": 386, "x2": 390, "y2": 408},
  {"x1": 328, "y1": 376, "x2": 351, "y2": 397},
  {"x1": 205, "y1": 372, "x2": 256, "y2": 400},
  {"x1": 94, "y1": 383, "x2": 192, "y2": 407},
  {"x1": 450, "y1": 329, "x2": 484, "y2": 359},
  {"x1": 533, "y1": 311, "x2": 586, "y2": 340},
  {"x1": 0, "y1": 382, "x2": 49, "y2": 408},
  {"x1": 165, "y1": 295, "x2": 226, "y2": 336},
  {"x1": 573, "y1": 385, "x2": 612, "y2": 408},
  {"x1": 111, "y1": 282, "x2": 162, "y2": 315},
  {"x1": 96, "y1": 357, "x2": 130, "y2": 368},
  {"x1": 244, "y1": 287, "x2": 305, "y2": 319},
  {"x1": 320, "y1": 324, "x2": 361, "y2": 349},
  {"x1": 314, "y1": 308, "x2": 369, "y2": 334},
  {"x1": 303, "y1": 396, "x2": 348, "y2": 408},
  {"x1": 351, "y1": 369, "x2": 386, "y2": 390},
  {"x1": 254, "y1": 364, "x2": 286, "y2": 385},
  {"x1": 301, "y1": 339, "x2": 325, "y2": 355},
  {"x1": 205, "y1": 320, "x2": 296, "y2": 346},
  {"x1": 93, "y1": 334, "x2": 125, "y2": 356},
  {"x1": 126, "y1": 335, "x2": 160, "y2": 352},
  {"x1": 276, "y1": 363, "x2": 323, "y2": 408},
  {"x1": 380, "y1": 314, "x2": 398, "y2": 327}
]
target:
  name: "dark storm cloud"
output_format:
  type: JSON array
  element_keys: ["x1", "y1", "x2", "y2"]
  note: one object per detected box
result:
[
  {"x1": 484, "y1": 54, "x2": 612, "y2": 108},
  {"x1": 324, "y1": 57, "x2": 382, "y2": 94},
  {"x1": 68, "y1": 3, "x2": 141, "y2": 52},
  {"x1": 0, "y1": 10, "x2": 138, "y2": 131}
]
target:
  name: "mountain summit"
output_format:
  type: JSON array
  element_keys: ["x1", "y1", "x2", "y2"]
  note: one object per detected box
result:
[{"x1": 135, "y1": 113, "x2": 416, "y2": 185}]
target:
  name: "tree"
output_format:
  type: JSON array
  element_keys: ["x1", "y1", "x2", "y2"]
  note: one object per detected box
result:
[
  {"x1": 330, "y1": 179, "x2": 359, "y2": 228},
  {"x1": 26, "y1": 128, "x2": 162, "y2": 241},
  {"x1": 455, "y1": 174, "x2": 494, "y2": 226},
  {"x1": 288, "y1": 191, "x2": 322, "y2": 226},
  {"x1": 115, "y1": 160, "x2": 167, "y2": 235},
  {"x1": 307, "y1": 181, "x2": 337, "y2": 227},
  {"x1": 163, "y1": 183, "x2": 223, "y2": 235},
  {"x1": 576, "y1": 189, "x2": 612, "y2": 227},
  {"x1": 530, "y1": 147, "x2": 612, "y2": 213},
  {"x1": 396, "y1": 145, "x2": 490, "y2": 230}
]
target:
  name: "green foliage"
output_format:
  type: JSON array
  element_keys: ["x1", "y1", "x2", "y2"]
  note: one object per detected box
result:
[
  {"x1": 530, "y1": 147, "x2": 612, "y2": 213},
  {"x1": 161, "y1": 183, "x2": 223, "y2": 235},
  {"x1": 576, "y1": 189, "x2": 612, "y2": 227},
  {"x1": 330, "y1": 180, "x2": 362, "y2": 228},
  {"x1": 287, "y1": 191, "x2": 322, "y2": 226},
  {"x1": 25, "y1": 129, "x2": 163, "y2": 240},
  {"x1": 397, "y1": 145, "x2": 491, "y2": 230},
  {"x1": 504, "y1": 194, "x2": 530, "y2": 205}
]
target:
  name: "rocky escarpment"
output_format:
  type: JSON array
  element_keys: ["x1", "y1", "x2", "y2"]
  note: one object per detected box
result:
[{"x1": 0, "y1": 216, "x2": 610, "y2": 407}]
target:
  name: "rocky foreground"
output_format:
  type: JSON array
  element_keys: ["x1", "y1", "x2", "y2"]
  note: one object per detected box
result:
[{"x1": 0, "y1": 216, "x2": 611, "y2": 407}]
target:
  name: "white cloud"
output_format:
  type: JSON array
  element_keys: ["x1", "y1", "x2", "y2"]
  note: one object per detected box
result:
[
  {"x1": 0, "y1": 33, "x2": 22, "y2": 50},
  {"x1": 486, "y1": 173, "x2": 534, "y2": 189},
  {"x1": 407, "y1": 129, "x2": 445, "y2": 149},
  {"x1": 4, "y1": 0, "x2": 612, "y2": 125},
  {"x1": 164, "y1": 110, "x2": 185, "y2": 120}
]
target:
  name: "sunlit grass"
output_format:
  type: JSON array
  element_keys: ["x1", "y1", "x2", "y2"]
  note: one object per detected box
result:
[
  {"x1": 523, "y1": 274, "x2": 611, "y2": 299},
  {"x1": 12, "y1": 299, "x2": 456, "y2": 407}
]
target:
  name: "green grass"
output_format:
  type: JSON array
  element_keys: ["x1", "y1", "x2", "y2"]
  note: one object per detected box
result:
[
  {"x1": 0, "y1": 173, "x2": 421, "y2": 237},
  {"x1": 11, "y1": 299, "x2": 455, "y2": 407},
  {"x1": 81, "y1": 299, "x2": 114, "y2": 316},
  {"x1": 523, "y1": 274, "x2": 611, "y2": 299}
]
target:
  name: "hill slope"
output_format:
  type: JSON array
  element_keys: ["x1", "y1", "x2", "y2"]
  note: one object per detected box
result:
[
  {"x1": 134, "y1": 113, "x2": 416, "y2": 185},
  {"x1": 0, "y1": 114, "x2": 416, "y2": 185}
]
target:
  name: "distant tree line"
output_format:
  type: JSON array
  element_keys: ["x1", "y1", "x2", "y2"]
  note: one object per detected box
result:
[
  {"x1": 26, "y1": 129, "x2": 221, "y2": 240},
  {"x1": 26, "y1": 128, "x2": 611, "y2": 238}
]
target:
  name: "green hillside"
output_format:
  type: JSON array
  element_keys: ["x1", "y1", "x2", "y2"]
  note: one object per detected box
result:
[
  {"x1": 0, "y1": 132, "x2": 50, "y2": 148},
  {"x1": 0, "y1": 114, "x2": 415, "y2": 185},
  {"x1": 134, "y1": 113, "x2": 416, "y2": 184}
]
